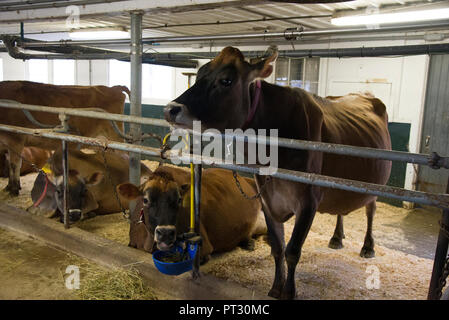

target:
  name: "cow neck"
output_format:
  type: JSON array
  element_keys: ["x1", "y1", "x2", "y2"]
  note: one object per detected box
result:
[{"x1": 242, "y1": 80, "x2": 261, "y2": 130}]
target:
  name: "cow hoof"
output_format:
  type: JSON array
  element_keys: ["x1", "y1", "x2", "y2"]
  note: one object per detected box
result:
[
  {"x1": 3, "y1": 183, "x2": 20, "y2": 196},
  {"x1": 239, "y1": 238, "x2": 256, "y2": 251},
  {"x1": 280, "y1": 289, "x2": 296, "y2": 300},
  {"x1": 2, "y1": 187, "x2": 19, "y2": 197},
  {"x1": 360, "y1": 247, "x2": 375, "y2": 258},
  {"x1": 328, "y1": 237, "x2": 344, "y2": 249},
  {"x1": 268, "y1": 287, "x2": 282, "y2": 299}
]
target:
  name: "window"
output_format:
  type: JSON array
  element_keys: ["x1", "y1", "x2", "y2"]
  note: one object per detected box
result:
[
  {"x1": 275, "y1": 57, "x2": 320, "y2": 94},
  {"x1": 28, "y1": 60, "x2": 48, "y2": 83},
  {"x1": 109, "y1": 59, "x2": 130, "y2": 90},
  {"x1": 53, "y1": 60, "x2": 75, "y2": 85},
  {"x1": 109, "y1": 60, "x2": 174, "y2": 101},
  {"x1": 145, "y1": 64, "x2": 173, "y2": 100}
]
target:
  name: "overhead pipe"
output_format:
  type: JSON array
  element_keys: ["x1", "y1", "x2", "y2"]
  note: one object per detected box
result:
[
  {"x1": 1, "y1": 35, "x2": 198, "y2": 68},
  {"x1": 16, "y1": 20, "x2": 449, "y2": 48},
  {"x1": 170, "y1": 43, "x2": 449, "y2": 59}
]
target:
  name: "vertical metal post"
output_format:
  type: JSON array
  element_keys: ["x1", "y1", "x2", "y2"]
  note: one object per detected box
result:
[
  {"x1": 129, "y1": 11, "x2": 143, "y2": 213},
  {"x1": 59, "y1": 113, "x2": 70, "y2": 229},
  {"x1": 428, "y1": 176, "x2": 449, "y2": 299},
  {"x1": 62, "y1": 140, "x2": 69, "y2": 229},
  {"x1": 193, "y1": 163, "x2": 202, "y2": 277}
]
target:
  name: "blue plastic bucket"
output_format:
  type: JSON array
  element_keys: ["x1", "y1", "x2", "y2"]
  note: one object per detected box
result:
[{"x1": 152, "y1": 243, "x2": 198, "y2": 276}]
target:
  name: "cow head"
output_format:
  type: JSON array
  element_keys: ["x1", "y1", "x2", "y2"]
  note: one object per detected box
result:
[
  {"x1": 30, "y1": 171, "x2": 58, "y2": 213},
  {"x1": 53, "y1": 170, "x2": 103, "y2": 221},
  {"x1": 164, "y1": 46, "x2": 278, "y2": 131},
  {"x1": 32, "y1": 169, "x2": 103, "y2": 222},
  {"x1": 117, "y1": 171, "x2": 189, "y2": 251}
]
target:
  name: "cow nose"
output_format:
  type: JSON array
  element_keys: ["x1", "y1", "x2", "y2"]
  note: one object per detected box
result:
[
  {"x1": 164, "y1": 102, "x2": 183, "y2": 122},
  {"x1": 155, "y1": 226, "x2": 176, "y2": 246},
  {"x1": 169, "y1": 106, "x2": 181, "y2": 116}
]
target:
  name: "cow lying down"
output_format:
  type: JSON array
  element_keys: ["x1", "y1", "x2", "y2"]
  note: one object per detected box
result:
[
  {"x1": 29, "y1": 148, "x2": 152, "y2": 222},
  {"x1": 117, "y1": 166, "x2": 267, "y2": 263}
]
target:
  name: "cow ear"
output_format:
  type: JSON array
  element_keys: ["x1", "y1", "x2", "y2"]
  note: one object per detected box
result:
[
  {"x1": 250, "y1": 47, "x2": 278, "y2": 79},
  {"x1": 68, "y1": 169, "x2": 79, "y2": 178},
  {"x1": 117, "y1": 183, "x2": 142, "y2": 200},
  {"x1": 86, "y1": 172, "x2": 104, "y2": 186}
]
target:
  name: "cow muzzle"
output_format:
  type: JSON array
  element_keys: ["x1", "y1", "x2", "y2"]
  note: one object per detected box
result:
[
  {"x1": 164, "y1": 102, "x2": 195, "y2": 129},
  {"x1": 154, "y1": 225, "x2": 177, "y2": 251}
]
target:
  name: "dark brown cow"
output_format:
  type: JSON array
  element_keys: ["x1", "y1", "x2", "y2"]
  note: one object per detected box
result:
[
  {"x1": 30, "y1": 148, "x2": 152, "y2": 222},
  {"x1": 0, "y1": 147, "x2": 51, "y2": 177},
  {"x1": 117, "y1": 166, "x2": 267, "y2": 262},
  {"x1": 164, "y1": 47, "x2": 392, "y2": 299},
  {"x1": 0, "y1": 81, "x2": 129, "y2": 196}
]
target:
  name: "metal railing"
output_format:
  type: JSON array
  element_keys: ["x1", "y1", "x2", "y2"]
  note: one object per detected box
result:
[{"x1": 0, "y1": 99, "x2": 448, "y2": 299}]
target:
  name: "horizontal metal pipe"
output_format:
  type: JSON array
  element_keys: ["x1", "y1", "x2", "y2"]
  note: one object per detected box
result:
[
  {"x1": 1, "y1": 35, "x2": 198, "y2": 68},
  {"x1": 0, "y1": 122, "x2": 448, "y2": 209},
  {"x1": 18, "y1": 20, "x2": 449, "y2": 47},
  {"x1": 0, "y1": 99, "x2": 169, "y2": 128},
  {"x1": 1, "y1": 99, "x2": 448, "y2": 169},
  {"x1": 192, "y1": 130, "x2": 449, "y2": 169},
  {"x1": 169, "y1": 43, "x2": 449, "y2": 59}
]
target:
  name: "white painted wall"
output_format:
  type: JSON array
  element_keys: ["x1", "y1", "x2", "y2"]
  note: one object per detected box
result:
[{"x1": 317, "y1": 53, "x2": 429, "y2": 192}]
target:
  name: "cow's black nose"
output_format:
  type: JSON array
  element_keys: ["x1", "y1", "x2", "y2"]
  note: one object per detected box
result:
[
  {"x1": 164, "y1": 102, "x2": 184, "y2": 122},
  {"x1": 169, "y1": 106, "x2": 181, "y2": 116}
]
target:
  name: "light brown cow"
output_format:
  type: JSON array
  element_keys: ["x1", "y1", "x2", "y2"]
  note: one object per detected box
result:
[
  {"x1": 117, "y1": 166, "x2": 267, "y2": 263},
  {"x1": 0, "y1": 147, "x2": 51, "y2": 177},
  {"x1": 164, "y1": 46, "x2": 392, "y2": 299},
  {"x1": 30, "y1": 148, "x2": 152, "y2": 223},
  {"x1": 0, "y1": 80, "x2": 129, "y2": 196}
]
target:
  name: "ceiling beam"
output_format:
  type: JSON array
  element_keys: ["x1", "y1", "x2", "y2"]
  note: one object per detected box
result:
[{"x1": 0, "y1": 0, "x2": 271, "y2": 24}]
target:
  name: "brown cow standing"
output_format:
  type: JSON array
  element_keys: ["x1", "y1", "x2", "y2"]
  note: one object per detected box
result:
[
  {"x1": 0, "y1": 81, "x2": 128, "y2": 196},
  {"x1": 0, "y1": 147, "x2": 51, "y2": 177},
  {"x1": 117, "y1": 166, "x2": 267, "y2": 262},
  {"x1": 164, "y1": 47, "x2": 392, "y2": 299}
]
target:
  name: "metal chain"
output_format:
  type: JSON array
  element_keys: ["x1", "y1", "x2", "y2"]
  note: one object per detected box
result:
[
  {"x1": 232, "y1": 170, "x2": 270, "y2": 200},
  {"x1": 100, "y1": 148, "x2": 129, "y2": 221}
]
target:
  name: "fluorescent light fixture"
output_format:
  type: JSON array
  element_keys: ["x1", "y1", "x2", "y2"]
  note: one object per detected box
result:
[
  {"x1": 331, "y1": 8, "x2": 449, "y2": 26},
  {"x1": 69, "y1": 29, "x2": 129, "y2": 40}
]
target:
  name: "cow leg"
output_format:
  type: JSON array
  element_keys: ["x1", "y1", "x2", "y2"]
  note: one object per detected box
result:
[
  {"x1": 282, "y1": 187, "x2": 319, "y2": 300},
  {"x1": 239, "y1": 238, "x2": 256, "y2": 251},
  {"x1": 261, "y1": 202, "x2": 286, "y2": 299},
  {"x1": 328, "y1": 215, "x2": 345, "y2": 249},
  {"x1": 360, "y1": 200, "x2": 376, "y2": 258},
  {"x1": 4, "y1": 146, "x2": 24, "y2": 196}
]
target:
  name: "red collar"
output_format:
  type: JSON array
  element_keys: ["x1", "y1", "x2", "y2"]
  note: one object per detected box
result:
[
  {"x1": 242, "y1": 80, "x2": 261, "y2": 130},
  {"x1": 33, "y1": 173, "x2": 49, "y2": 208}
]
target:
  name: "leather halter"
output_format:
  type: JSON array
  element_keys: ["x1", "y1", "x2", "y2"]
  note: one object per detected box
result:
[
  {"x1": 33, "y1": 173, "x2": 49, "y2": 207},
  {"x1": 242, "y1": 80, "x2": 261, "y2": 130}
]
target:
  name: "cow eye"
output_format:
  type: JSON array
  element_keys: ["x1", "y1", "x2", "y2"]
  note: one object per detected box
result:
[
  {"x1": 143, "y1": 198, "x2": 149, "y2": 205},
  {"x1": 219, "y1": 78, "x2": 232, "y2": 87}
]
